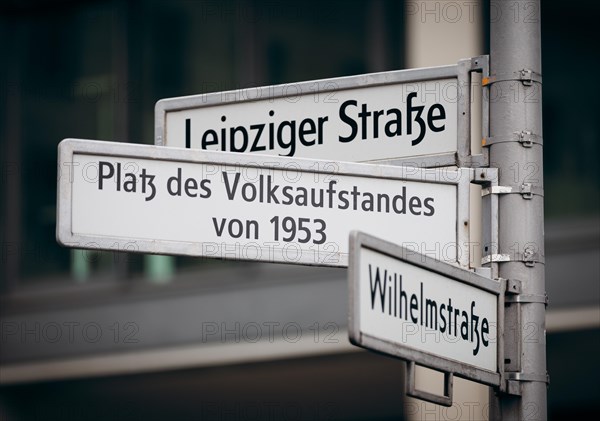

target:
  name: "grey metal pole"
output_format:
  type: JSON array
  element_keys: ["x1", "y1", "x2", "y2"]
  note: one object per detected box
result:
[{"x1": 488, "y1": 0, "x2": 546, "y2": 419}]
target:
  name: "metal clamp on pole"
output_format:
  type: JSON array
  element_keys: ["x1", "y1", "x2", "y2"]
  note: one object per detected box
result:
[
  {"x1": 505, "y1": 372, "x2": 550, "y2": 397},
  {"x1": 507, "y1": 372, "x2": 550, "y2": 383},
  {"x1": 502, "y1": 278, "x2": 549, "y2": 396},
  {"x1": 483, "y1": 131, "x2": 542, "y2": 148},
  {"x1": 482, "y1": 183, "x2": 544, "y2": 200},
  {"x1": 482, "y1": 69, "x2": 542, "y2": 86},
  {"x1": 504, "y1": 278, "x2": 548, "y2": 305},
  {"x1": 406, "y1": 361, "x2": 454, "y2": 407},
  {"x1": 481, "y1": 251, "x2": 545, "y2": 267},
  {"x1": 505, "y1": 293, "x2": 548, "y2": 305},
  {"x1": 507, "y1": 372, "x2": 550, "y2": 385}
]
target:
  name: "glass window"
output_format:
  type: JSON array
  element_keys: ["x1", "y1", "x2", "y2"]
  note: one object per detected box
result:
[{"x1": 1, "y1": 0, "x2": 405, "y2": 290}]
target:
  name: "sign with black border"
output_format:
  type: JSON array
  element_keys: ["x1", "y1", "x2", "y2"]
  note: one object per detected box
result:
[
  {"x1": 57, "y1": 139, "x2": 476, "y2": 268},
  {"x1": 155, "y1": 57, "x2": 488, "y2": 167},
  {"x1": 348, "y1": 231, "x2": 504, "y2": 387}
]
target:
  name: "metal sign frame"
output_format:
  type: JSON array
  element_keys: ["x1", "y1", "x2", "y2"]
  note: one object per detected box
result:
[
  {"x1": 155, "y1": 57, "x2": 488, "y2": 168},
  {"x1": 57, "y1": 139, "x2": 476, "y2": 268},
  {"x1": 348, "y1": 231, "x2": 504, "y2": 391}
]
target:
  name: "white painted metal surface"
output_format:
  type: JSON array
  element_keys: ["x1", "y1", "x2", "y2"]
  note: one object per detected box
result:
[
  {"x1": 155, "y1": 60, "x2": 487, "y2": 167},
  {"x1": 349, "y1": 231, "x2": 502, "y2": 386},
  {"x1": 57, "y1": 139, "x2": 474, "y2": 267}
]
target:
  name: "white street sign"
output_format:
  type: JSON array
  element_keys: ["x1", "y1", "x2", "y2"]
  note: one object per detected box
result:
[
  {"x1": 57, "y1": 139, "x2": 475, "y2": 267},
  {"x1": 155, "y1": 58, "x2": 487, "y2": 167},
  {"x1": 349, "y1": 231, "x2": 503, "y2": 387}
]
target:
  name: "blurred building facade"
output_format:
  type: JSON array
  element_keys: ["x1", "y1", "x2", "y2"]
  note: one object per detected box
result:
[{"x1": 1, "y1": 1, "x2": 598, "y2": 420}]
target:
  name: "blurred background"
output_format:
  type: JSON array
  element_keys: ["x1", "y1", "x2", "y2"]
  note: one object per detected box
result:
[{"x1": 1, "y1": 0, "x2": 598, "y2": 420}]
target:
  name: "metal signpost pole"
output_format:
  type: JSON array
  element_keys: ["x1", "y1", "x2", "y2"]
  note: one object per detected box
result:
[{"x1": 488, "y1": 0, "x2": 546, "y2": 419}]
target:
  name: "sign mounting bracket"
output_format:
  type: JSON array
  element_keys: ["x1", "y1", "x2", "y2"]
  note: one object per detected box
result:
[{"x1": 406, "y1": 361, "x2": 454, "y2": 407}]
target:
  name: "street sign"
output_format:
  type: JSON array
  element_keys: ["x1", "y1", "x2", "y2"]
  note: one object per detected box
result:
[
  {"x1": 348, "y1": 231, "x2": 503, "y2": 391},
  {"x1": 57, "y1": 139, "x2": 475, "y2": 267},
  {"x1": 155, "y1": 57, "x2": 487, "y2": 167}
]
